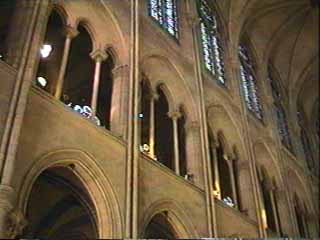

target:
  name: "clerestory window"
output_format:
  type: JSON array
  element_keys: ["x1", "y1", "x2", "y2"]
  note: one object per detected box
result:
[
  {"x1": 268, "y1": 65, "x2": 293, "y2": 151},
  {"x1": 197, "y1": 0, "x2": 226, "y2": 84},
  {"x1": 148, "y1": 0, "x2": 179, "y2": 38},
  {"x1": 238, "y1": 44, "x2": 263, "y2": 119}
]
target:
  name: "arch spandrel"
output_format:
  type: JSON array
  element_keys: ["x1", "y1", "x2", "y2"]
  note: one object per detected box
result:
[
  {"x1": 140, "y1": 54, "x2": 198, "y2": 122},
  {"x1": 207, "y1": 104, "x2": 246, "y2": 160},
  {"x1": 17, "y1": 149, "x2": 123, "y2": 239}
]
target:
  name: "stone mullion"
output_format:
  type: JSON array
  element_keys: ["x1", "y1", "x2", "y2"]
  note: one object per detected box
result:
[
  {"x1": 54, "y1": 26, "x2": 78, "y2": 100},
  {"x1": 90, "y1": 50, "x2": 108, "y2": 116},
  {"x1": 168, "y1": 111, "x2": 181, "y2": 175}
]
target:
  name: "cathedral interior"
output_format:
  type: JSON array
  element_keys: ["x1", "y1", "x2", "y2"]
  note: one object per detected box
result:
[{"x1": 0, "y1": 0, "x2": 319, "y2": 238}]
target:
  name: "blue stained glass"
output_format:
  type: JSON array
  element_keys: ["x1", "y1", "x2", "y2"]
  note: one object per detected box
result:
[
  {"x1": 198, "y1": 0, "x2": 226, "y2": 84},
  {"x1": 239, "y1": 44, "x2": 263, "y2": 119},
  {"x1": 148, "y1": 0, "x2": 178, "y2": 38}
]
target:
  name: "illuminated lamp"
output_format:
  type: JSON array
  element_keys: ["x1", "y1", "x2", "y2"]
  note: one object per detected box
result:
[
  {"x1": 37, "y1": 77, "x2": 47, "y2": 88},
  {"x1": 40, "y1": 44, "x2": 53, "y2": 58}
]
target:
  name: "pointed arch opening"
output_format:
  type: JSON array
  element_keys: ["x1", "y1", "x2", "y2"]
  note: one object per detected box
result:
[
  {"x1": 177, "y1": 106, "x2": 187, "y2": 177},
  {"x1": 62, "y1": 24, "x2": 95, "y2": 107},
  {"x1": 36, "y1": 9, "x2": 65, "y2": 94},
  {"x1": 216, "y1": 135, "x2": 233, "y2": 205},
  {"x1": 22, "y1": 167, "x2": 98, "y2": 239},
  {"x1": 144, "y1": 212, "x2": 177, "y2": 239},
  {"x1": 155, "y1": 85, "x2": 174, "y2": 170}
]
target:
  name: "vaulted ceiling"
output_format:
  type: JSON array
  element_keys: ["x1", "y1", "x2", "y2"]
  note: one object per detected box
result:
[{"x1": 218, "y1": 0, "x2": 319, "y2": 126}]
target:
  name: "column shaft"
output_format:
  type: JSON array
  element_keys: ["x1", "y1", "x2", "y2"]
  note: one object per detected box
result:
[
  {"x1": 91, "y1": 60, "x2": 102, "y2": 116},
  {"x1": 55, "y1": 36, "x2": 72, "y2": 100},
  {"x1": 229, "y1": 160, "x2": 239, "y2": 208},
  {"x1": 172, "y1": 117, "x2": 180, "y2": 175}
]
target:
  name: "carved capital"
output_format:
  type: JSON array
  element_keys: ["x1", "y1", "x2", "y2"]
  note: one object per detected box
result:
[
  {"x1": 167, "y1": 110, "x2": 181, "y2": 120},
  {"x1": 63, "y1": 25, "x2": 79, "y2": 39},
  {"x1": 7, "y1": 209, "x2": 28, "y2": 238},
  {"x1": 90, "y1": 49, "x2": 108, "y2": 62}
]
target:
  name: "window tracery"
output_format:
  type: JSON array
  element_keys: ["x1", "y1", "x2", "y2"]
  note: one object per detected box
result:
[
  {"x1": 197, "y1": 0, "x2": 226, "y2": 84},
  {"x1": 268, "y1": 65, "x2": 293, "y2": 151},
  {"x1": 238, "y1": 44, "x2": 263, "y2": 119},
  {"x1": 149, "y1": 0, "x2": 178, "y2": 38}
]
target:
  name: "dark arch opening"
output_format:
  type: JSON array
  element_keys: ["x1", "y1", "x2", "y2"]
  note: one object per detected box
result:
[
  {"x1": 155, "y1": 86, "x2": 174, "y2": 170},
  {"x1": 22, "y1": 167, "x2": 98, "y2": 240},
  {"x1": 208, "y1": 130, "x2": 216, "y2": 188},
  {"x1": 0, "y1": 0, "x2": 17, "y2": 61},
  {"x1": 62, "y1": 24, "x2": 95, "y2": 107},
  {"x1": 140, "y1": 79, "x2": 151, "y2": 148},
  {"x1": 178, "y1": 107, "x2": 187, "y2": 177},
  {"x1": 217, "y1": 137, "x2": 233, "y2": 203},
  {"x1": 258, "y1": 168, "x2": 276, "y2": 233},
  {"x1": 144, "y1": 212, "x2": 177, "y2": 239},
  {"x1": 97, "y1": 53, "x2": 114, "y2": 129},
  {"x1": 36, "y1": 9, "x2": 65, "y2": 94}
]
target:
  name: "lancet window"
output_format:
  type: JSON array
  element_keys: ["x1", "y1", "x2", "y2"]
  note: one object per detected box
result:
[
  {"x1": 197, "y1": 0, "x2": 226, "y2": 84},
  {"x1": 238, "y1": 44, "x2": 263, "y2": 119},
  {"x1": 268, "y1": 65, "x2": 293, "y2": 151},
  {"x1": 149, "y1": 0, "x2": 179, "y2": 38}
]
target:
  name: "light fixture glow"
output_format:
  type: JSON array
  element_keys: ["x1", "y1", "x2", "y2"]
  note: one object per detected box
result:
[
  {"x1": 37, "y1": 77, "x2": 47, "y2": 87},
  {"x1": 40, "y1": 44, "x2": 52, "y2": 58}
]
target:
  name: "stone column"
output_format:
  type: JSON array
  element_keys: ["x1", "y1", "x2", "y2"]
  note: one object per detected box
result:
[
  {"x1": 54, "y1": 26, "x2": 79, "y2": 100},
  {"x1": 110, "y1": 65, "x2": 130, "y2": 138},
  {"x1": 185, "y1": 121, "x2": 204, "y2": 188},
  {"x1": 228, "y1": 157, "x2": 239, "y2": 209},
  {"x1": 90, "y1": 49, "x2": 108, "y2": 116},
  {"x1": 168, "y1": 111, "x2": 181, "y2": 175},
  {"x1": 149, "y1": 91, "x2": 158, "y2": 158}
]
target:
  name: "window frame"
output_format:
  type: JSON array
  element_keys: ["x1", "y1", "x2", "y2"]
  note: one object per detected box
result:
[
  {"x1": 148, "y1": 0, "x2": 179, "y2": 40},
  {"x1": 197, "y1": 0, "x2": 227, "y2": 86},
  {"x1": 238, "y1": 42, "x2": 263, "y2": 120}
]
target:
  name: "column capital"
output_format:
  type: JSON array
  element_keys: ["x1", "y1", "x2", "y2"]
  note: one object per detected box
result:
[
  {"x1": 150, "y1": 89, "x2": 159, "y2": 100},
  {"x1": 7, "y1": 208, "x2": 27, "y2": 238},
  {"x1": 168, "y1": 110, "x2": 181, "y2": 120},
  {"x1": 90, "y1": 49, "x2": 108, "y2": 62},
  {"x1": 63, "y1": 25, "x2": 79, "y2": 39}
]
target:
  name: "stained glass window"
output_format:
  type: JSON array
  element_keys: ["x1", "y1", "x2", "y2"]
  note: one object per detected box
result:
[
  {"x1": 268, "y1": 65, "x2": 293, "y2": 151},
  {"x1": 198, "y1": 0, "x2": 226, "y2": 84},
  {"x1": 238, "y1": 44, "x2": 263, "y2": 119},
  {"x1": 149, "y1": 0, "x2": 178, "y2": 38}
]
